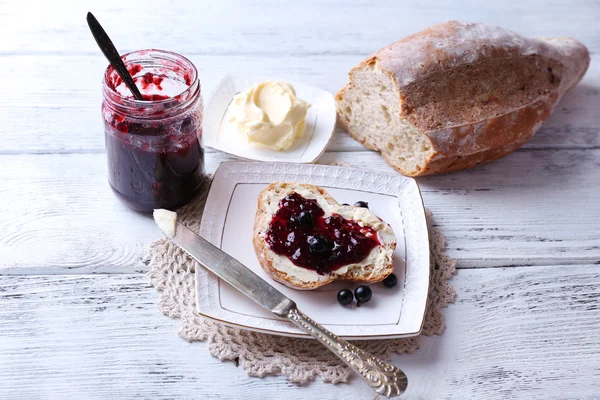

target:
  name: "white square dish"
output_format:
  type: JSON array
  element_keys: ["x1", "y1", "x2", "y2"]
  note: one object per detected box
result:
[
  {"x1": 203, "y1": 74, "x2": 336, "y2": 163},
  {"x1": 197, "y1": 162, "x2": 430, "y2": 339}
]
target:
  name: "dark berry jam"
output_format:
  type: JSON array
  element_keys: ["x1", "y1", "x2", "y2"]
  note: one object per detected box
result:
[
  {"x1": 265, "y1": 193, "x2": 380, "y2": 274},
  {"x1": 104, "y1": 116, "x2": 205, "y2": 212},
  {"x1": 102, "y1": 49, "x2": 205, "y2": 212}
]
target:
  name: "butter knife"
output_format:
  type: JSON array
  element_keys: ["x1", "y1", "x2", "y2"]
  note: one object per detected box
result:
[{"x1": 154, "y1": 211, "x2": 408, "y2": 397}]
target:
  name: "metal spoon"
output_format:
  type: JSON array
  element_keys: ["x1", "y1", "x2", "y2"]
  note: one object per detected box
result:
[{"x1": 86, "y1": 12, "x2": 144, "y2": 101}]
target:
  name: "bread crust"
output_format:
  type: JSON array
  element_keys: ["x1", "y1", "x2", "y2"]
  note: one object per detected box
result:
[
  {"x1": 253, "y1": 182, "x2": 396, "y2": 290},
  {"x1": 336, "y1": 21, "x2": 590, "y2": 176}
]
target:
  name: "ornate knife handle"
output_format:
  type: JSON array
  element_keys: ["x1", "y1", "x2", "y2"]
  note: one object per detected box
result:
[{"x1": 286, "y1": 308, "x2": 408, "y2": 398}]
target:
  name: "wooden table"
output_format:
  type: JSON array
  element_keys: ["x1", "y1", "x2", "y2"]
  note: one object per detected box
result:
[{"x1": 1, "y1": 1, "x2": 599, "y2": 398}]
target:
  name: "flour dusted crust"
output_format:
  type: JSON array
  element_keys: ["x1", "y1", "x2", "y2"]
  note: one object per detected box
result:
[
  {"x1": 336, "y1": 21, "x2": 590, "y2": 176},
  {"x1": 253, "y1": 182, "x2": 396, "y2": 290}
]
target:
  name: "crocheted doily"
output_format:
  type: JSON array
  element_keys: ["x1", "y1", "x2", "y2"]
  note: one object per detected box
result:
[{"x1": 148, "y1": 176, "x2": 456, "y2": 384}]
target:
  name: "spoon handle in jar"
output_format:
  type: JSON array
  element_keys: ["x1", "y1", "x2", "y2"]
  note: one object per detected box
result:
[{"x1": 86, "y1": 12, "x2": 145, "y2": 101}]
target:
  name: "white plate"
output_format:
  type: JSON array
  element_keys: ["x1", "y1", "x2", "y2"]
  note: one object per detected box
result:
[
  {"x1": 203, "y1": 74, "x2": 336, "y2": 163},
  {"x1": 196, "y1": 162, "x2": 430, "y2": 339}
]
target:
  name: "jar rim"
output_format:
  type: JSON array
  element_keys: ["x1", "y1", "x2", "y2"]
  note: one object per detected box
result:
[{"x1": 102, "y1": 48, "x2": 200, "y2": 113}]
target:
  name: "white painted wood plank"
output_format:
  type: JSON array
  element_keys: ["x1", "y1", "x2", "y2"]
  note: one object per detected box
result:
[
  {"x1": 1, "y1": 0, "x2": 598, "y2": 55},
  {"x1": 410, "y1": 264, "x2": 600, "y2": 399},
  {"x1": 0, "y1": 153, "x2": 235, "y2": 274},
  {"x1": 1, "y1": 54, "x2": 598, "y2": 154},
  {"x1": 0, "y1": 54, "x2": 354, "y2": 154},
  {"x1": 1, "y1": 266, "x2": 599, "y2": 399},
  {"x1": 0, "y1": 274, "x2": 370, "y2": 400},
  {"x1": 0, "y1": 150, "x2": 598, "y2": 274}
]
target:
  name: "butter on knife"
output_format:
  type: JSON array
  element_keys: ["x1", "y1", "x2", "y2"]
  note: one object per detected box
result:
[{"x1": 153, "y1": 209, "x2": 177, "y2": 238}]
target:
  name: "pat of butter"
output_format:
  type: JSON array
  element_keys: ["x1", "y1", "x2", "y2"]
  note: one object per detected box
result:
[
  {"x1": 229, "y1": 81, "x2": 310, "y2": 151},
  {"x1": 153, "y1": 209, "x2": 177, "y2": 237}
]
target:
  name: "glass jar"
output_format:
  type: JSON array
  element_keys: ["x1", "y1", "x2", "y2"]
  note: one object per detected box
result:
[{"x1": 102, "y1": 49, "x2": 205, "y2": 213}]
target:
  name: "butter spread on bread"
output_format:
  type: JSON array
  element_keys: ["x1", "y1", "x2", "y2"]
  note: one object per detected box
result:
[{"x1": 253, "y1": 183, "x2": 396, "y2": 290}]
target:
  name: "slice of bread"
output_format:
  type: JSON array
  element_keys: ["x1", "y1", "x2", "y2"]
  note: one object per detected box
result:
[
  {"x1": 336, "y1": 21, "x2": 590, "y2": 176},
  {"x1": 253, "y1": 182, "x2": 396, "y2": 290}
]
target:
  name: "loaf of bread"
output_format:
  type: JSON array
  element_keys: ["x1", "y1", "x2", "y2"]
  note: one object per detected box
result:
[
  {"x1": 253, "y1": 182, "x2": 396, "y2": 290},
  {"x1": 336, "y1": 21, "x2": 590, "y2": 176}
]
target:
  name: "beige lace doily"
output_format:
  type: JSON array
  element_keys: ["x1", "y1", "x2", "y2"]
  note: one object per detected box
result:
[{"x1": 148, "y1": 176, "x2": 456, "y2": 384}]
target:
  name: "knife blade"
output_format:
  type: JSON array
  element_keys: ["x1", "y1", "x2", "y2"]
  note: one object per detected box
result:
[
  {"x1": 155, "y1": 215, "x2": 407, "y2": 397},
  {"x1": 171, "y1": 221, "x2": 296, "y2": 317}
]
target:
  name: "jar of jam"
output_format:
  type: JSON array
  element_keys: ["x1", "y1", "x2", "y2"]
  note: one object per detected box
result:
[{"x1": 102, "y1": 49, "x2": 205, "y2": 212}]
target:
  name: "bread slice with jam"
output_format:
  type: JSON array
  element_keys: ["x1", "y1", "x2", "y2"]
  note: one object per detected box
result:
[{"x1": 253, "y1": 182, "x2": 396, "y2": 290}]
